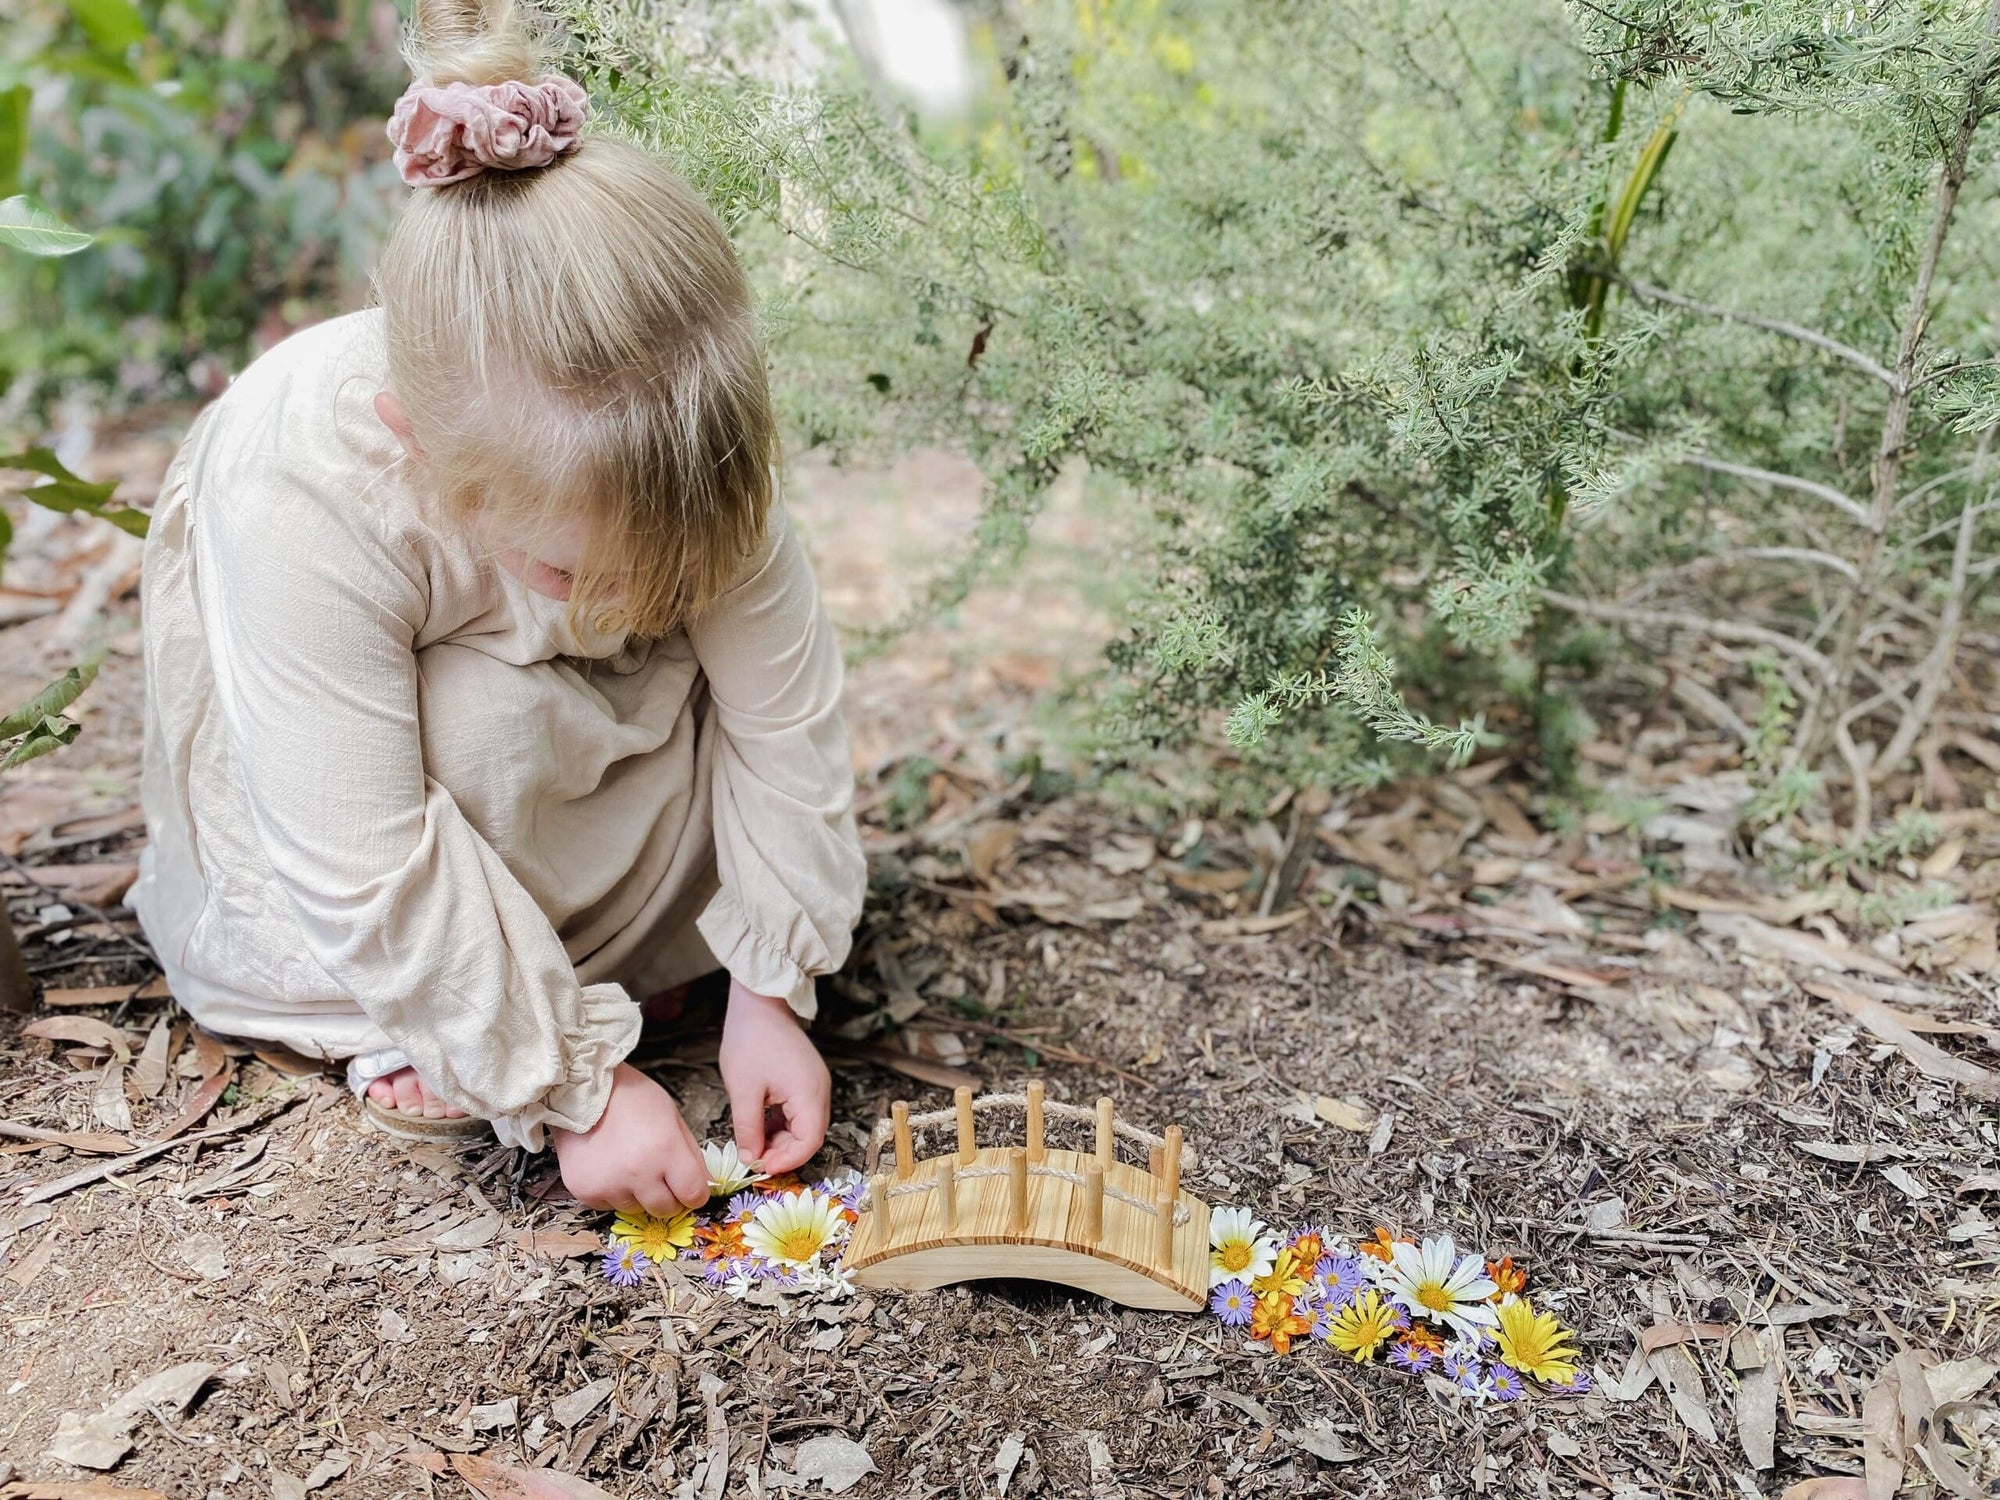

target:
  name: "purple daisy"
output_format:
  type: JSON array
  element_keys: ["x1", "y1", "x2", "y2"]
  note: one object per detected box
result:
[
  {"x1": 726, "y1": 1190, "x2": 765, "y2": 1221},
  {"x1": 1547, "y1": 1370, "x2": 1593, "y2": 1396},
  {"x1": 1318, "y1": 1253, "x2": 1368, "y2": 1305},
  {"x1": 600, "y1": 1243, "x2": 651, "y2": 1287},
  {"x1": 1439, "y1": 1345, "x2": 1481, "y2": 1383},
  {"x1": 1488, "y1": 1366, "x2": 1527, "y2": 1402},
  {"x1": 1210, "y1": 1279, "x2": 1255, "y2": 1327},
  {"x1": 1388, "y1": 1343, "x2": 1434, "y2": 1373}
]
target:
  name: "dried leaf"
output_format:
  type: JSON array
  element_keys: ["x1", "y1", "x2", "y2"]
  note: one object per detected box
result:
[
  {"x1": 963, "y1": 822, "x2": 1018, "y2": 887},
  {"x1": 130, "y1": 1018, "x2": 171, "y2": 1099},
  {"x1": 4, "y1": 1230, "x2": 57, "y2": 1288},
  {"x1": 1805, "y1": 980, "x2": 2000, "y2": 1099},
  {"x1": 994, "y1": 1431, "x2": 1027, "y2": 1497},
  {"x1": 1282, "y1": 1421, "x2": 1362, "y2": 1463},
  {"x1": 1640, "y1": 1320, "x2": 1729, "y2": 1352},
  {"x1": 1701, "y1": 911, "x2": 1904, "y2": 978},
  {"x1": 432, "y1": 1212, "x2": 504, "y2": 1251},
  {"x1": 1734, "y1": 1331, "x2": 1779, "y2": 1470},
  {"x1": 148, "y1": 1065, "x2": 232, "y2": 1144},
  {"x1": 1648, "y1": 1345, "x2": 1718, "y2": 1444},
  {"x1": 1778, "y1": 1482, "x2": 1869, "y2": 1500},
  {"x1": 21, "y1": 1016, "x2": 130, "y2": 1060},
  {"x1": 1311, "y1": 1095, "x2": 1375, "y2": 1132},
  {"x1": 512, "y1": 1227, "x2": 604, "y2": 1258},
  {"x1": 91, "y1": 1059, "x2": 130, "y2": 1134},
  {"x1": 0, "y1": 1483, "x2": 170, "y2": 1498},
  {"x1": 45, "y1": 1362, "x2": 218, "y2": 1470},
  {"x1": 448, "y1": 1454, "x2": 616, "y2": 1500},
  {"x1": 793, "y1": 1435, "x2": 877, "y2": 1495},
  {"x1": 550, "y1": 1377, "x2": 614, "y2": 1429},
  {"x1": 39, "y1": 979, "x2": 170, "y2": 1008},
  {"x1": 1861, "y1": 1350, "x2": 1932, "y2": 1500},
  {"x1": 696, "y1": 1373, "x2": 729, "y2": 1500}
]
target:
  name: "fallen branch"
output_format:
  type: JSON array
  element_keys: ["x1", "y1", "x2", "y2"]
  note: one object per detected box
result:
[{"x1": 16, "y1": 1091, "x2": 302, "y2": 1205}]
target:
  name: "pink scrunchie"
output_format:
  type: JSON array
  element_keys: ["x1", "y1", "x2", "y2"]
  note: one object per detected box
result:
[{"x1": 386, "y1": 75, "x2": 589, "y2": 188}]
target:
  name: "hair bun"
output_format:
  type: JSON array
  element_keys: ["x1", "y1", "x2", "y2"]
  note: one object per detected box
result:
[{"x1": 406, "y1": 0, "x2": 541, "y2": 87}]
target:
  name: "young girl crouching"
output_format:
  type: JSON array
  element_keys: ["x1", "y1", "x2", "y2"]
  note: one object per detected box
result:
[{"x1": 128, "y1": 0, "x2": 865, "y2": 1218}]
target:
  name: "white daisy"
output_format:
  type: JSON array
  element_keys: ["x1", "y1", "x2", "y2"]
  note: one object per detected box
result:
[
  {"x1": 702, "y1": 1140, "x2": 767, "y2": 1197},
  {"x1": 1207, "y1": 1206, "x2": 1281, "y2": 1288},
  {"x1": 743, "y1": 1189, "x2": 845, "y2": 1268},
  {"x1": 1368, "y1": 1234, "x2": 1499, "y2": 1340}
]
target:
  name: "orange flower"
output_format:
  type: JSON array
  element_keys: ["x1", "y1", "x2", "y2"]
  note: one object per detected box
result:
[
  {"x1": 694, "y1": 1220, "x2": 747, "y2": 1262},
  {"x1": 760, "y1": 1173, "x2": 808, "y2": 1196},
  {"x1": 1288, "y1": 1231, "x2": 1325, "y2": 1268},
  {"x1": 1249, "y1": 1291, "x2": 1312, "y2": 1356},
  {"x1": 1398, "y1": 1324, "x2": 1445, "y2": 1356},
  {"x1": 1360, "y1": 1226, "x2": 1405, "y2": 1263},
  {"x1": 1487, "y1": 1255, "x2": 1527, "y2": 1300}
]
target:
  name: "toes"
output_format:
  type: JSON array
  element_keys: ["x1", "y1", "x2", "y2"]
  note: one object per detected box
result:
[
  {"x1": 366, "y1": 1078, "x2": 393, "y2": 1104},
  {"x1": 390, "y1": 1070, "x2": 424, "y2": 1116}
]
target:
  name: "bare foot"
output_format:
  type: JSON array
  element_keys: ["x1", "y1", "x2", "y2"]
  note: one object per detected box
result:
[{"x1": 365, "y1": 1066, "x2": 468, "y2": 1119}]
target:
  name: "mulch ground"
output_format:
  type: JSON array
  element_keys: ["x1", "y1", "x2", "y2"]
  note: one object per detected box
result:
[{"x1": 2, "y1": 413, "x2": 1998, "y2": 1500}]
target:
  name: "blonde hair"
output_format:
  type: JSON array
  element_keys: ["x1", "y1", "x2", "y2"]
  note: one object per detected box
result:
[{"x1": 375, "y1": 0, "x2": 774, "y2": 638}]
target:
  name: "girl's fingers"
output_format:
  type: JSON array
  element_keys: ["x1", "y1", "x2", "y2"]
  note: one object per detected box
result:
[
  {"x1": 663, "y1": 1115, "x2": 711, "y2": 1209},
  {"x1": 726, "y1": 1076, "x2": 769, "y2": 1164},
  {"x1": 633, "y1": 1175, "x2": 685, "y2": 1220}
]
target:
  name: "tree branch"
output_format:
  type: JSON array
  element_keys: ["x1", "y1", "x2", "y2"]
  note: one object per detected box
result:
[
  {"x1": 1681, "y1": 453, "x2": 1874, "y2": 527},
  {"x1": 1623, "y1": 278, "x2": 1900, "y2": 390},
  {"x1": 1540, "y1": 589, "x2": 1836, "y2": 684}
]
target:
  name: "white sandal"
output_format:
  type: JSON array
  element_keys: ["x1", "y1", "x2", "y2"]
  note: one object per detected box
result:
[{"x1": 347, "y1": 1049, "x2": 491, "y2": 1145}]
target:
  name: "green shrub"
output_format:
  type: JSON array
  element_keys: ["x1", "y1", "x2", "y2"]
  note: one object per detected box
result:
[{"x1": 572, "y1": 0, "x2": 1999, "y2": 823}]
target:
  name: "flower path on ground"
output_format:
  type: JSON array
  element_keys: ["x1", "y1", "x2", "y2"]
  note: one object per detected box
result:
[{"x1": 598, "y1": 1142, "x2": 1589, "y2": 1406}]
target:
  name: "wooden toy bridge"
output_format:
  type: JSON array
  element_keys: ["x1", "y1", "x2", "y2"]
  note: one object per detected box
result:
[{"x1": 844, "y1": 1084, "x2": 1212, "y2": 1311}]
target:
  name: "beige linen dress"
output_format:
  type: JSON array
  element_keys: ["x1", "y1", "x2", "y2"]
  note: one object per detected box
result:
[{"x1": 129, "y1": 310, "x2": 866, "y2": 1150}]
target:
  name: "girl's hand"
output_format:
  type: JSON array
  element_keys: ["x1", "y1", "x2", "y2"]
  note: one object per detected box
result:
[
  {"x1": 551, "y1": 1063, "x2": 712, "y2": 1215},
  {"x1": 718, "y1": 979, "x2": 831, "y2": 1174}
]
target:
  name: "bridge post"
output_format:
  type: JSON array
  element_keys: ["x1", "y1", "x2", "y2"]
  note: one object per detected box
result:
[
  {"x1": 955, "y1": 1085, "x2": 977, "y2": 1164},
  {"x1": 891, "y1": 1101, "x2": 913, "y2": 1179},
  {"x1": 1095, "y1": 1097, "x2": 1115, "y2": 1170},
  {"x1": 937, "y1": 1156, "x2": 957, "y2": 1229},
  {"x1": 1154, "y1": 1187, "x2": 1174, "y2": 1268},
  {"x1": 1025, "y1": 1081, "x2": 1045, "y2": 1163},
  {"x1": 1161, "y1": 1124, "x2": 1182, "y2": 1201},
  {"x1": 1082, "y1": 1160, "x2": 1103, "y2": 1244},
  {"x1": 1007, "y1": 1146, "x2": 1028, "y2": 1232}
]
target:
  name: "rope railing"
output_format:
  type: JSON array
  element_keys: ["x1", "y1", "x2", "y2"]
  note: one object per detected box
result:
[{"x1": 861, "y1": 1084, "x2": 1198, "y2": 1230}]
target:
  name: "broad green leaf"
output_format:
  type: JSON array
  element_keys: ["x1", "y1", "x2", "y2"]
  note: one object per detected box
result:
[
  {"x1": 0, "y1": 195, "x2": 93, "y2": 257},
  {"x1": 0, "y1": 448, "x2": 148, "y2": 537},
  {"x1": 0, "y1": 86, "x2": 27, "y2": 202},
  {"x1": 0, "y1": 661, "x2": 101, "y2": 741},
  {"x1": 0, "y1": 448, "x2": 117, "y2": 508},
  {"x1": 62, "y1": 0, "x2": 146, "y2": 56},
  {"x1": 1, "y1": 719, "x2": 83, "y2": 770}
]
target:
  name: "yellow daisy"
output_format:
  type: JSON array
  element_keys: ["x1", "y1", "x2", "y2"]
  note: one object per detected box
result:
[
  {"x1": 1252, "y1": 1246, "x2": 1310, "y2": 1300},
  {"x1": 1323, "y1": 1289, "x2": 1398, "y2": 1363},
  {"x1": 1492, "y1": 1296, "x2": 1581, "y2": 1385},
  {"x1": 610, "y1": 1207, "x2": 696, "y2": 1264}
]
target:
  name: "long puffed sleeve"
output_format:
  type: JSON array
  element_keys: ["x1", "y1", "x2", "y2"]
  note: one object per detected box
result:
[
  {"x1": 688, "y1": 503, "x2": 866, "y2": 1017},
  {"x1": 189, "y1": 447, "x2": 639, "y2": 1151}
]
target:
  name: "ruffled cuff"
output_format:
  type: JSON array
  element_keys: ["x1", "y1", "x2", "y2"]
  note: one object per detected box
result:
[
  {"x1": 487, "y1": 982, "x2": 642, "y2": 1152},
  {"x1": 695, "y1": 886, "x2": 820, "y2": 1019}
]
